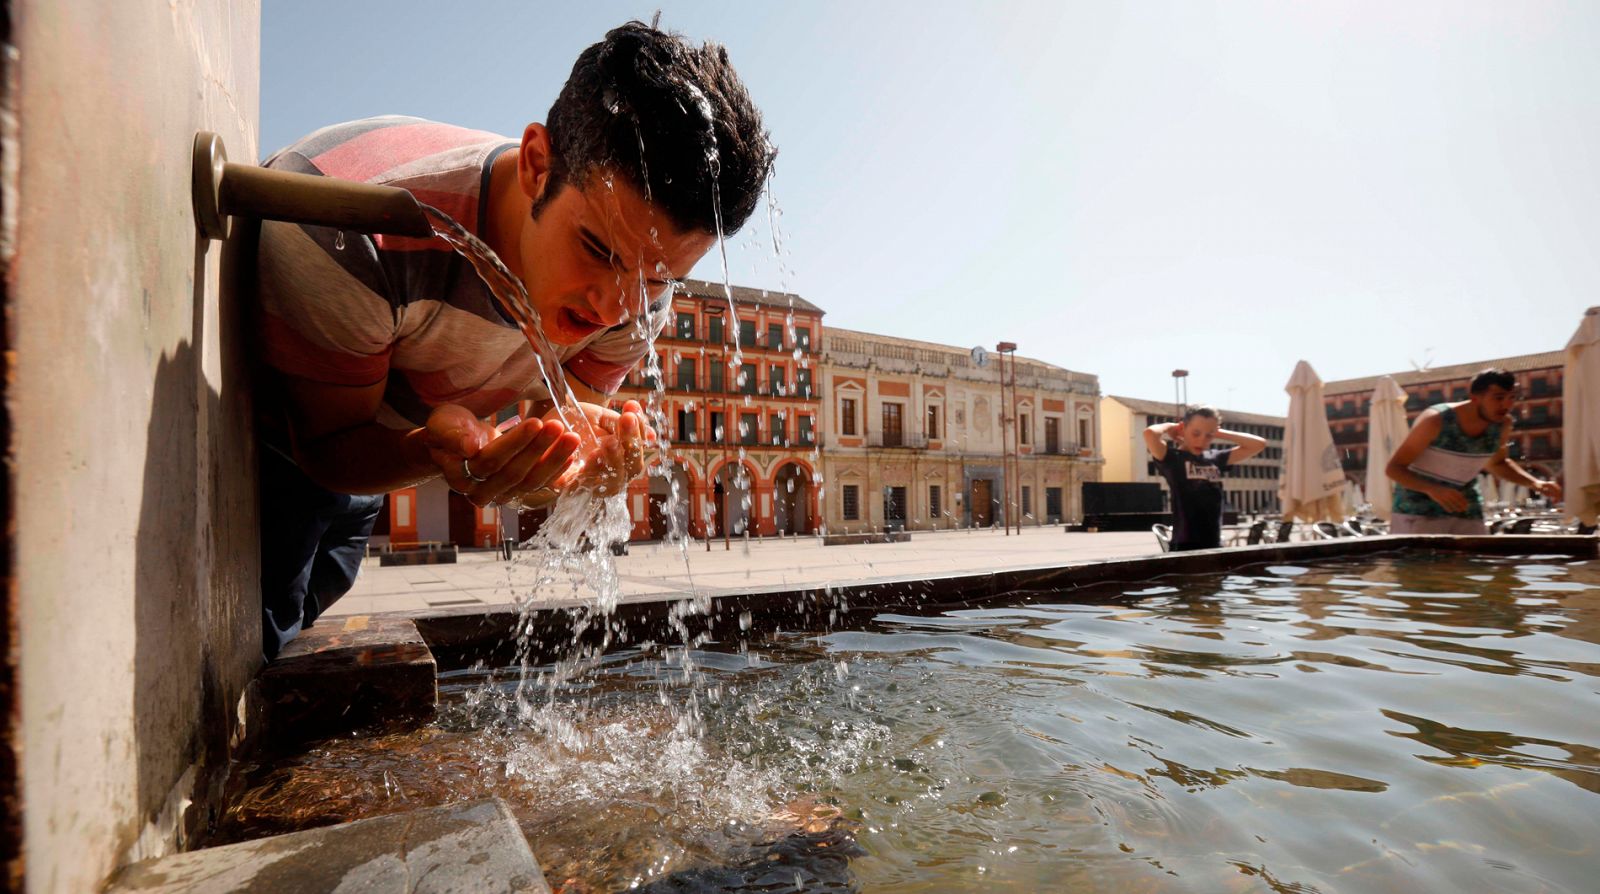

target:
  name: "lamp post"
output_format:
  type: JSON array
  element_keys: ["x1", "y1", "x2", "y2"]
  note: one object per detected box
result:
[
  {"x1": 1172, "y1": 369, "x2": 1189, "y2": 421},
  {"x1": 998, "y1": 341, "x2": 1019, "y2": 535}
]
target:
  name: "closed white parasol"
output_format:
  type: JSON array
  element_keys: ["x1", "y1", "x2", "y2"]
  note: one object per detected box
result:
[
  {"x1": 1280, "y1": 360, "x2": 1347, "y2": 522},
  {"x1": 1363, "y1": 376, "x2": 1410, "y2": 521},
  {"x1": 1564, "y1": 307, "x2": 1600, "y2": 526}
]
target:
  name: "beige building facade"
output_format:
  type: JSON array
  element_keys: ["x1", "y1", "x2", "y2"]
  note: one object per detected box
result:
[
  {"x1": 820, "y1": 329, "x2": 1103, "y2": 532},
  {"x1": 1100, "y1": 396, "x2": 1287, "y2": 516}
]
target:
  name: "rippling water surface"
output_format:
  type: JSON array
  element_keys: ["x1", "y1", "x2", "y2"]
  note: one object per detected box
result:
[{"x1": 224, "y1": 552, "x2": 1600, "y2": 892}]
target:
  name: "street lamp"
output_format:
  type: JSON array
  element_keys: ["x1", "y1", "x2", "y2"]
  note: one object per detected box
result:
[
  {"x1": 1172, "y1": 369, "x2": 1189, "y2": 421},
  {"x1": 998, "y1": 342, "x2": 1019, "y2": 535}
]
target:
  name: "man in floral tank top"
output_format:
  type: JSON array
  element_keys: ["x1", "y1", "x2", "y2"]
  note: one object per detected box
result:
[{"x1": 1385, "y1": 369, "x2": 1562, "y2": 534}]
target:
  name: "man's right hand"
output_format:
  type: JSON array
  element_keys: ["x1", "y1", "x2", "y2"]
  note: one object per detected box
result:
[
  {"x1": 422, "y1": 404, "x2": 581, "y2": 507},
  {"x1": 1426, "y1": 484, "x2": 1470, "y2": 514}
]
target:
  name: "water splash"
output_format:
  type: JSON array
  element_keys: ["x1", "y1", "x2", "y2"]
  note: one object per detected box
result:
[{"x1": 407, "y1": 113, "x2": 837, "y2": 889}]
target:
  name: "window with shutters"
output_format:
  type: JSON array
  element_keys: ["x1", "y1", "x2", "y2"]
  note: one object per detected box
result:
[{"x1": 882, "y1": 403, "x2": 904, "y2": 447}]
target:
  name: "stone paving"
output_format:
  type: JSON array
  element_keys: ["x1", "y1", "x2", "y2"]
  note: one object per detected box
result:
[{"x1": 327, "y1": 527, "x2": 1160, "y2": 616}]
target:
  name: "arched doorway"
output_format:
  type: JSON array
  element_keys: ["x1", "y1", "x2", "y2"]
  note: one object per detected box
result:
[
  {"x1": 774, "y1": 462, "x2": 811, "y2": 535},
  {"x1": 646, "y1": 461, "x2": 693, "y2": 540},
  {"x1": 714, "y1": 462, "x2": 753, "y2": 537}
]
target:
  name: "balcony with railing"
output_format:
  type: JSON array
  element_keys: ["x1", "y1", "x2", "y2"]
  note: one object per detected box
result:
[
  {"x1": 766, "y1": 382, "x2": 815, "y2": 400},
  {"x1": 1525, "y1": 446, "x2": 1560, "y2": 461},
  {"x1": 1514, "y1": 413, "x2": 1560, "y2": 430},
  {"x1": 867, "y1": 431, "x2": 928, "y2": 449}
]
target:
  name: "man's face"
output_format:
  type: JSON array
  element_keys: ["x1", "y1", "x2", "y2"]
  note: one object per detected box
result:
[
  {"x1": 1179, "y1": 415, "x2": 1219, "y2": 451},
  {"x1": 520, "y1": 170, "x2": 715, "y2": 347},
  {"x1": 1471, "y1": 385, "x2": 1517, "y2": 424}
]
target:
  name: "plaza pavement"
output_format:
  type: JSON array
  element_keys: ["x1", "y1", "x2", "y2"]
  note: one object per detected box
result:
[{"x1": 326, "y1": 526, "x2": 1161, "y2": 616}]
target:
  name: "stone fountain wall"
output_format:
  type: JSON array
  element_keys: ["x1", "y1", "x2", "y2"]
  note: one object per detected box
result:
[{"x1": 3, "y1": 1, "x2": 261, "y2": 890}]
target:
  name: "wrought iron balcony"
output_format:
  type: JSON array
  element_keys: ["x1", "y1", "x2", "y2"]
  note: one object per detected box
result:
[{"x1": 867, "y1": 431, "x2": 929, "y2": 449}]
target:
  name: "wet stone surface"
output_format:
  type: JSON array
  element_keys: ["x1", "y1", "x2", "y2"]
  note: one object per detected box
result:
[
  {"x1": 111, "y1": 798, "x2": 548, "y2": 893},
  {"x1": 260, "y1": 614, "x2": 437, "y2": 744}
]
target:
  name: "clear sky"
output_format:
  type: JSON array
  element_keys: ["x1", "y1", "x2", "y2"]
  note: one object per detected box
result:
[{"x1": 262, "y1": 1, "x2": 1598, "y2": 415}]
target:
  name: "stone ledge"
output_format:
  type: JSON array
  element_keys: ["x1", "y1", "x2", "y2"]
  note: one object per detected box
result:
[
  {"x1": 400, "y1": 534, "x2": 1599, "y2": 670},
  {"x1": 110, "y1": 798, "x2": 548, "y2": 893},
  {"x1": 259, "y1": 614, "x2": 436, "y2": 744},
  {"x1": 379, "y1": 546, "x2": 458, "y2": 566},
  {"x1": 822, "y1": 530, "x2": 912, "y2": 546}
]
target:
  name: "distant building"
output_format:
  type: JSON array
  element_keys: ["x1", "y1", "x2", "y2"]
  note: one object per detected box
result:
[
  {"x1": 371, "y1": 280, "x2": 1127, "y2": 547},
  {"x1": 614, "y1": 279, "x2": 826, "y2": 541},
  {"x1": 820, "y1": 329, "x2": 1103, "y2": 531},
  {"x1": 371, "y1": 279, "x2": 825, "y2": 549},
  {"x1": 1321, "y1": 350, "x2": 1564, "y2": 480},
  {"x1": 1099, "y1": 395, "x2": 1286, "y2": 516}
]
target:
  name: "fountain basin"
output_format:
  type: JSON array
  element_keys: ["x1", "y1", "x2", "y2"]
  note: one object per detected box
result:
[{"x1": 220, "y1": 535, "x2": 1600, "y2": 892}]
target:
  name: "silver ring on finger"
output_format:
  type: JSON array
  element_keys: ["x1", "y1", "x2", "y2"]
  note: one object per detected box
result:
[{"x1": 463, "y1": 458, "x2": 489, "y2": 484}]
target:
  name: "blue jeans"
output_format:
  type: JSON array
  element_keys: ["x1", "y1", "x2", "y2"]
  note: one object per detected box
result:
[{"x1": 259, "y1": 445, "x2": 385, "y2": 658}]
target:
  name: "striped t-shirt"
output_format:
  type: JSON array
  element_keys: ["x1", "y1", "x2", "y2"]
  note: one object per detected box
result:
[{"x1": 255, "y1": 116, "x2": 666, "y2": 432}]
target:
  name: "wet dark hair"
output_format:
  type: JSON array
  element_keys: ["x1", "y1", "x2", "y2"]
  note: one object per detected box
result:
[
  {"x1": 538, "y1": 20, "x2": 775, "y2": 235},
  {"x1": 1182, "y1": 404, "x2": 1221, "y2": 424},
  {"x1": 1469, "y1": 368, "x2": 1517, "y2": 394}
]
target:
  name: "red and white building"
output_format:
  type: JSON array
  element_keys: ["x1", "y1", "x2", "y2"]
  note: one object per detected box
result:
[
  {"x1": 613, "y1": 279, "x2": 826, "y2": 541},
  {"x1": 370, "y1": 279, "x2": 826, "y2": 548}
]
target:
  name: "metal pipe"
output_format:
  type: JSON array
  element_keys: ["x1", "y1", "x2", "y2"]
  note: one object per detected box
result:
[{"x1": 193, "y1": 131, "x2": 433, "y2": 241}]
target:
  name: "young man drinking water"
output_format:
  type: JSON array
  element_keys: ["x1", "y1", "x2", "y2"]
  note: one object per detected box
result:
[
  {"x1": 1144, "y1": 406, "x2": 1268, "y2": 551},
  {"x1": 1385, "y1": 368, "x2": 1561, "y2": 534},
  {"x1": 252, "y1": 21, "x2": 775, "y2": 657}
]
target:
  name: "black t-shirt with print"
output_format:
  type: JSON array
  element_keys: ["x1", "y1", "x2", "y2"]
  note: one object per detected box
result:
[{"x1": 1156, "y1": 444, "x2": 1233, "y2": 550}]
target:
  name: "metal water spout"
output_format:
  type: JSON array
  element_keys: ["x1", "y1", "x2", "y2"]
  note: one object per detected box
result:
[{"x1": 191, "y1": 131, "x2": 433, "y2": 241}]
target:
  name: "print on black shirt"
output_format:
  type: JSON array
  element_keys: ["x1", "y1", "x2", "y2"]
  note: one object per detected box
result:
[{"x1": 1156, "y1": 444, "x2": 1233, "y2": 550}]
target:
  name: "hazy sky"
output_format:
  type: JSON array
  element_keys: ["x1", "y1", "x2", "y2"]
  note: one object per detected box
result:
[{"x1": 262, "y1": 1, "x2": 1598, "y2": 415}]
